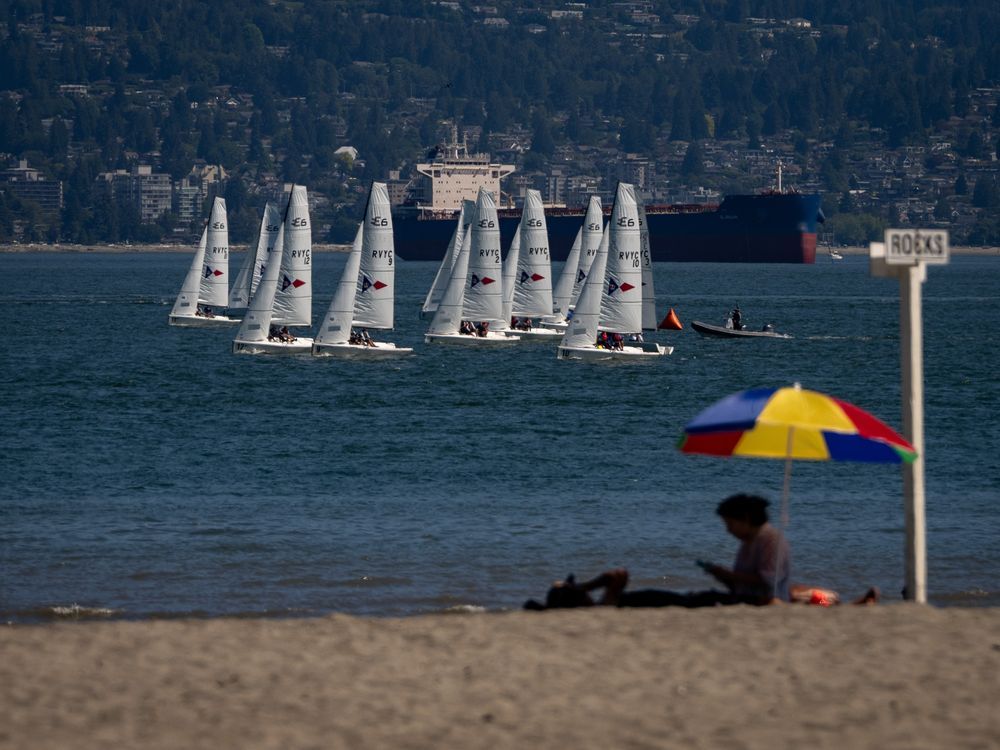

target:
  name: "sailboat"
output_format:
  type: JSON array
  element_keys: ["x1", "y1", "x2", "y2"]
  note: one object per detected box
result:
[
  {"x1": 229, "y1": 201, "x2": 280, "y2": 313},
  {"x1": 557, "y1": 183, "x2": 669, "y2": 361},
  {"x1": 312, "y1": 182, "x2": 413, "y2": 358},
  {"x1": 503, "y1": 189, "x2": 561, "y2": 340},
  {"x1": 425, "y1": 187, "x2": 519, "y2": 346},
  {"x1": 168, "y1": 197, "x2": 238, "y2": 326},
  {"x1": 541, "y1": 195, "x2": 603, "y2": 330},
  {"x1": 420, "y1": 200, "x2": 474, "y2": 320},
  {"x1": 232, "y1": 186, "x2": 314, "y2": 354}
]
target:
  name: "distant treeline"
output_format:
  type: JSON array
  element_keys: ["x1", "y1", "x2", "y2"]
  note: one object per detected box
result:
[{"x1": 0, "y1": 0, "x2": 998, "y2": 243}]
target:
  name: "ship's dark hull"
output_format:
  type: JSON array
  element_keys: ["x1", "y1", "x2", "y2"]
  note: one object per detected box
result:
[{"x1": 393, "y1": 192, "x2": 822, "y2": 264}]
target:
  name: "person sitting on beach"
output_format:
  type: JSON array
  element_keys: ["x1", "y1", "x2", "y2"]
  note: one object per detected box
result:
[{"x1": 524, "y1": 494, "x2": 791, "y2": 609}]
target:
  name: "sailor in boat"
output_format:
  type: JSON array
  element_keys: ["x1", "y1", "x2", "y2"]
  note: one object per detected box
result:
[
  {"x1": 196, "y1": 304, "x2": 215, "y2": 318},
  {"x1": 611, "y1": 332, "x2": 625, "y2": 351},
  {"x1": 730, "y1": 306, "x2": 743, "y2": 331},
  {"x1": 360, "y1": 328, "x2": 376, "y2": 347},
  {"x1": 476, "y1": 321, "x2": 490, "y2": 337},
  {"x1": 460, "y1": 320, "x2": 476, "y2": 336},
  {"x1": 279, "y1": 325, "x2": 296, "y2": 343}
]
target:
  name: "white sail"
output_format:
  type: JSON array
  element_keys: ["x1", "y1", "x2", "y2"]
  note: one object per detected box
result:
[
  {"x1": 229, "y1": 202, "x2": 279, "y2": 310},
  {"x1": 552, "y1": 226, "x2": 581, "y2": 318},
  {"x1": 353, "y1": 182, "x2": 395, "y2": 330},
  {"x1": 600, "y1": 183, "x2": 643, "y2": 334},
  {"x1": 633, "y1": 190, "x2": 657, "y2": 331},
  {"x1": 570, "y1": 196, "x2": 604, "y2": 307},
  {"x1": 170, "y1": 228, "x2": 208, "y2": 318},
  {"x1": 561, "y1": 225, "x2": 609, "y2": 349},
  {"x1": 427, "y1": 229, "x2": 472, "y2": 335},
  {"x1": 500, "y1": 224, "x2": 522, "y2": 329},
  {"x1": 314, "y1": 224, "x2": 363, "y2": 346},
  {"x1": 462, "y1": 187, "x2": 503, "y2": 323},
  {"x1": 199, "y1": 197, "x2": 229, "y2": 308},
  {"x1": 422, "y1": 199, "x2": 474, "y2": 317},
  {"x1": 511, "y1": 189, "x2": 553, "y2": 318},
  {"x1": 234, "y1": 226, "x2": 285, "y2": 343},
  {"x1": 271, "y1": 185, "x2": 312, "y2": 327}
]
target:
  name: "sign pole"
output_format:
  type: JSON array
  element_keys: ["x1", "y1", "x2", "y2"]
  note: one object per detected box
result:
[
  {"x1": 870, "y1": 228, "x2": 946, "y2": 604},
  {"x1": 899, "y1": 264, "x2": 927, "y2": 603}
]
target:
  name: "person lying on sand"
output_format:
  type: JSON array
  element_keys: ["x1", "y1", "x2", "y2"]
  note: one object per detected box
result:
[{"x1": 526, "y1": 493, "x2": 791, "y2": 609}]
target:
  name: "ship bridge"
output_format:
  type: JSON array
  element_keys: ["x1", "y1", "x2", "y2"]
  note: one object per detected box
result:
[{"x1": 415, "y1": 138, "x2": 514, "y2": 211}]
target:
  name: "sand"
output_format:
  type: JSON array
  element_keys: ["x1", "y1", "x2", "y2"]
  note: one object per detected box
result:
[{"x1": 2, "y1": 605, "x2": 998, "y2": 749}]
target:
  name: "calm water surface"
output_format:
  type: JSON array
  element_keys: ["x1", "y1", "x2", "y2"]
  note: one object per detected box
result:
[{"x1": 1, "y1": 251, "x2": 997, "y2": 620}]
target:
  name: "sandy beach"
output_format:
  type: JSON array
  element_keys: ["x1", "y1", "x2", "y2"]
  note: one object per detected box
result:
[{"x1": 2, "y1": 605, "x2": 998, "y2": 749}]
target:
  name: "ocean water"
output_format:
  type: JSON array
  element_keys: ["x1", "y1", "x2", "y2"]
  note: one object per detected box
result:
[{"x1": 1, "y1": 251, "x2": 998, "y2": 621}]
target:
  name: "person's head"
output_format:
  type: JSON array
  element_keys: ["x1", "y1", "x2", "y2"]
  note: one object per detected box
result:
[{"x1": 717, "y1": 494, "x2": 770, "y2": 540}]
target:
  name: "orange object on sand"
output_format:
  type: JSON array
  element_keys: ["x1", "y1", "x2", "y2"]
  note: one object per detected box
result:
[{"x1": 658, "y1": 308, "x2": 683, "y2": 330}]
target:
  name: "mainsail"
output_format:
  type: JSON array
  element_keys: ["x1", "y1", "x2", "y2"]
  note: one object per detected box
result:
[
  {"x1": 600, "y1": 183, "x2": 643, "y2": 334},
  {"x1": 570, "y1": 196, "x2": 604, "y2": 307},
  {"x1": 200, "y1": 197, "x2": 229, "y2": 308},
  {"x1": 353, "y1": 182, "x2": 395, "y2": 330},
  {"x1": 462, "y1": 187, "x2": 503, "y2": 324},
  {"x1": 511, "y1": 189, "x2": 553, "y2": 319},
  {"x1": 271, "y1": 185, "x2": 312, "y2": 327}
]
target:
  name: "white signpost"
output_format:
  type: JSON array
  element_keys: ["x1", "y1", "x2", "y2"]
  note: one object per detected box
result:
[{"x1": 870, "y1": 229, "x2": 949, "y2": 604}]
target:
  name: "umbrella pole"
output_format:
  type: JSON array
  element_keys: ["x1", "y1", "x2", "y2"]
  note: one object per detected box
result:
[
  {"x1": 781, "y1": 427, "x2": 794, "y2": 530},
  {"x1": 772, "y1": 427, "x2": 794, "y2": 602}
]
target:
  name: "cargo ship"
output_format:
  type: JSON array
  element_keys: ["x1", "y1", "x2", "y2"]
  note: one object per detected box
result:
[{"x1": 392, "y1": 136, "x2": 824, "y2": 264}]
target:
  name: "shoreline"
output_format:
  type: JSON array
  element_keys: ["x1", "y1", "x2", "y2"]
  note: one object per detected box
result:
[
  {"x1": 2, "y1": 606, "x2": 998, "y2": 749},
  {"x1": 1, "y1": 243, "x2": 998, "y2": 256}
]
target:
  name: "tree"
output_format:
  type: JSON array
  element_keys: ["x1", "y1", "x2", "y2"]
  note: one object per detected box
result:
[
  {"x1": 681, "y1": 141, "x2": 704, "y2": 178},
  {"x1": 972, "y1": 176, "x2": 998, "y2": 209}
]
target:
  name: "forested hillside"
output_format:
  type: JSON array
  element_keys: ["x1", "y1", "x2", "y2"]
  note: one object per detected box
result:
[{"x1": 1, "y1": 0, "x2": 998, "y2": 244}]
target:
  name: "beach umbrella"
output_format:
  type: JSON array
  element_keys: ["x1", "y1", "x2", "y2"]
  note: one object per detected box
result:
[{"x1": 679, "y1": 383, "x2": 916, "y2": 525}]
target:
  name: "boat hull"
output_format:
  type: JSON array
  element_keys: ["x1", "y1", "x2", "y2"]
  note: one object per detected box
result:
[
  {"x1": 557, "y1": 344, "x2": 668, "y2": 361},
  {"x1": 691, "y1": 321, "x2": 792, "y2": 339},
  {"x1": 393, "y1": 193, "x2": 822, "y2": 264},
  {"x1": 169, "y1": 314, "x2": 239, "y2": 328},
  {"x1": 232, "y1": 338, "x2": 314, "y2": 354},
  {"x1": 312, "y1": 342, "x2": 414, "y2": 358},
  {"x1": 503, "y1": 327, "x2": 563, "y2": 340},
  {"x1": 424, "y1": 332, "x2": 520, "y2": 346}
]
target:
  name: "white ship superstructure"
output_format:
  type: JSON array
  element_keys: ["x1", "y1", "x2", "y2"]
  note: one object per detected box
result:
[{"x1": 414, "y1": 127, "x2": 515, "y2": 212}]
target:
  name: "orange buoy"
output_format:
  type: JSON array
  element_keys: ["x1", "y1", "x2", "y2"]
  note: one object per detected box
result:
[{"x1": 658, "y1": 308, "x2": 683, "y2": 330}]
